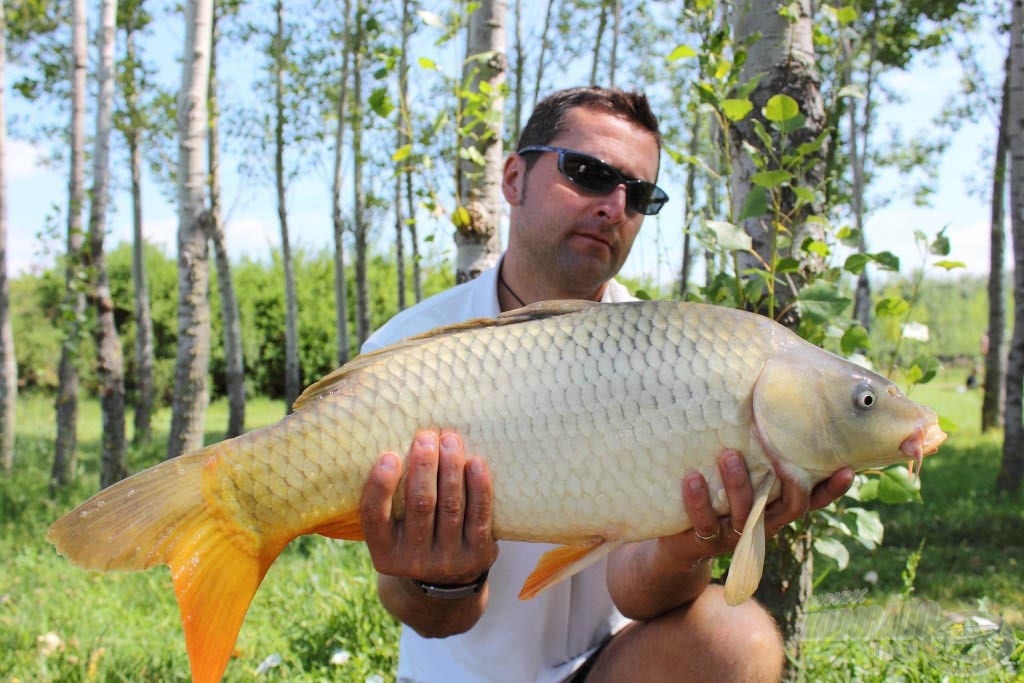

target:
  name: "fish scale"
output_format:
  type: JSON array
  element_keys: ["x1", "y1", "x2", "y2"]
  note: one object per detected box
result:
[{"x1": 47, "y1": 299, "x2": 946, "y2": 683}]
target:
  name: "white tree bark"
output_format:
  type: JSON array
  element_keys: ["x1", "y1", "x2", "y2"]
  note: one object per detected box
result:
[
  {"x1": 88, "y1": 0, "x2": 128, "y2": 489},
  {"x1": 167, "y1": 0, "x2": 213, "y2": 459},
  {"x1": 455, "y1": 0, "x2": 506, "y2": 284},
  {"x1": 52, "y1": 0, "x2": 88, "y2": 488},
  {"x1": 1000, "y1": 0, "x2": 1024, "y2": 493}
]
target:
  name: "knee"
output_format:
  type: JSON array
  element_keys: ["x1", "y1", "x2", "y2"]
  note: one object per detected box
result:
[{"x1": 687, "y1": 585, "x2": 784, "y2": 681}]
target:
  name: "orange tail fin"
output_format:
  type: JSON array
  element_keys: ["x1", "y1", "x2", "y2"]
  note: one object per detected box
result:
[{"x1": 47, "y1": 443, "x2": 283, "y2": 683}]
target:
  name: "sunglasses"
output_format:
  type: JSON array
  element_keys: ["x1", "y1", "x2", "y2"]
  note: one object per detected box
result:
[{"x1": 517, "y1": 145, "x2": 669, "y2": 216}]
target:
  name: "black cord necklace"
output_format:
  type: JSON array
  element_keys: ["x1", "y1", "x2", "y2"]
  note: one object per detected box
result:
[{"x1": 498, "y1": 266, "x2": 526, "y2": 307}]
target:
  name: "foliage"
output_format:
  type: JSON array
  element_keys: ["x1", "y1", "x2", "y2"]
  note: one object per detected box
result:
[{"x1": 9, "y1": 244, "x2": 454, "y2": 403}]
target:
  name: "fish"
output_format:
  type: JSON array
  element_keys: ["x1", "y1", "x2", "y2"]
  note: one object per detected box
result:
[{"x1": 47, "y1": 300, "x2": 946, "y2": 682}]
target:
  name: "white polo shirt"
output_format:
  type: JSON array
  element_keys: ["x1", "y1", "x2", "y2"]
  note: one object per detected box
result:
[{"x1": 362, "y1": 263, "x2": 635, "y2": 683}]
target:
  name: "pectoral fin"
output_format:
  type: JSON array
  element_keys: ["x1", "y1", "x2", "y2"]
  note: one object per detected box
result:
[
  {"x1": 519, "y1": 537, "x2": 623, "y2": 600},
  {"x1": 724, "y1": 471, "x2": 777, "y2": 606}
]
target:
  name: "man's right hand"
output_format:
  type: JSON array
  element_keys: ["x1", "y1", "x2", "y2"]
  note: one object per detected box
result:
[{"x1": 359, "y1": 430, "x2": 498, "y2": 636}]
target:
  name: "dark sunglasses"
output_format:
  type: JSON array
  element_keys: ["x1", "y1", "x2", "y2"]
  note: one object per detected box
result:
[{"x1": 517, "y1": 145, "x2": 669, "y2": 216}]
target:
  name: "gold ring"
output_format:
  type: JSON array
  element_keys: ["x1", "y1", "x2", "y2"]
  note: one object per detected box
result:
[
  {"x1": 731, "y1": 525, "x2": 743, "y2": 536},
  {"x1": 696, "y1": 528, "x2": 721, "y2": 542}
]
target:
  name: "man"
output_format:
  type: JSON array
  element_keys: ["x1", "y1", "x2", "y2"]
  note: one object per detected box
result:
[{"x1": 358, "y1": 86, "x2": 854, "y2": 682}]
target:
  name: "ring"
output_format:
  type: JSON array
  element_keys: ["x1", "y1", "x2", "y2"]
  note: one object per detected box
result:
[
  {"x1": 731, "y1": 525, "x2": 743, "y2": 536},
  {"x1": 696, "y1": 528, "x2": 721, "y2": 542}
]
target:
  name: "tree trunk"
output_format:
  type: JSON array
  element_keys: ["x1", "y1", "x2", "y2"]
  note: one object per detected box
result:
[
  {"x1": 124, "y1": 18, "x2": 156, "y2": 446},
  {"x1": 0, "y1": 5, "x2": 16, "y2": 475},
  {"x1": 167, "y1": 0, "x2": 213, "y2": 460},
  {"x1": 731, "y1": 0, "x2": 826, "y2": 328},
  {"x1": 590, "y1": 3, "x2": 607, "y2": 86},
  {"x1": 87, "y1": 0, "x2": 128, "y2": 489},
  {"x1": 274, "y1": 0, "x2": 300, "y2": 410},
  {"x1": 52, "y1": 0, "x2": 89, "y2": 490},
  {"x1": 999, "y1": 0, "x2": 1024, "y2": 494},
  {"x1": 983, "y1": 55, "x2": 1010, "y2": 433},
  {"x1": 352, "y1": 5, "x2": 370, "y2": 346},
  {"x1": 678, "y1": 108, "x2": 701, "y2": 299},
  {"x1": 395, "y1": 0, "x2": 412, "y2": 312},
  {"x1": 331, "y1": 0, "x2": 351, "y2": 366},
  {"x1": 455, "y1": 0, "x2": 505, "y2": 284},
  {"x1": 207, "y1": 9, "x2": 245, "y2": 436},
  {"x1": 729, "y1": 0, "x2": 826, "y2": 658},
  {"x1": 531, "y1": 0, "x2": 555, "y2": 108}
]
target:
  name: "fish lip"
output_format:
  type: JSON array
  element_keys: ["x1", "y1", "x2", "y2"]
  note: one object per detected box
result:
[{"x1": 899, "y1": 422, "x2": 947, "y2": 478}]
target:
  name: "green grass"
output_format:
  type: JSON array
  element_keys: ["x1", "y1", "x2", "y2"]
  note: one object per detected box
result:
[{"x1": 1, "y1": 374, "x2": 1022, "y2": 682}]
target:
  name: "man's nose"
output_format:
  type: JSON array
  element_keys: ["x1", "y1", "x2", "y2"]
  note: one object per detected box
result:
[{"x1": 594, "y1": 184, "x2": 628, "y2": 220}]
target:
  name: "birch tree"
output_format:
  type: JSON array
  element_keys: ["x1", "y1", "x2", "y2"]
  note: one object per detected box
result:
[
  {"x1": 208, "y1": 6, "x2": 245, "y2": 436},
  {"x1": 999, "y1": 0, "x2": 1024, "y2": 494},
  {"x1": 454, "y1": 0, "x2": 506, "y2": 283},
  {"x1": 730, "y1": 0, "x2": 826, "y2": 654},
  {"x1": 167, "y1": 0, "x2": 213, "y2": 459},
  {"x1": 983, "y1": 56, "x2": 1010, "y2": 433},
  {"x1": 52, "y1": 0, "x2": 88, "y2": 489},
  {"x1": 117, "y1": 0, "x2": 156, "y2": 444},
  {"x1": 331, "y1": 0, "x2": 351, "y2": 365},
  {"x1": 0, "y1": 3, "x2": 15, "y2": 474},
  {"x1": 87, "y1": 0, "x2": 128, "y2": 489}
]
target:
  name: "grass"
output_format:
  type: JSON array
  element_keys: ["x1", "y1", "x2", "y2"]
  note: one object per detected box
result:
[{"x1": 1, "y1": 372, "x2": 1022, "y2": 682}]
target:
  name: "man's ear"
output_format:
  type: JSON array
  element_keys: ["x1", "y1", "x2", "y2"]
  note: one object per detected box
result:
[{"x1": 502, "y1": 153, "x2": 525, "y2": 205}]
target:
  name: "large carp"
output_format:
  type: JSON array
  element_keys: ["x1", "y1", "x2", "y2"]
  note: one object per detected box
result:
[{"x1": 48, "y1": 300, "x2": 946, "y2": 682}]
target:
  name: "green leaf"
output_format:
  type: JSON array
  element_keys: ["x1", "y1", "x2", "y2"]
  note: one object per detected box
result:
[
  {"x1": 751, "y1": 169, "x2": 793, "y2": 188},
  {"x1": 764, "y1": 94, "x2": 800, "y2": 122},
  {"x1": 667, "y1": 44, "x2": 697, "y2": 62},
  {"x1": 797, "y1": 282, "x2": 851, "y2": 323},
  {"x1": 792, "y1": 186, "x2": 816, "y2": 206},
  {"x1": 877, "y1": 467, "x2": 922, "y2": 504},
  {"x1": 634, "y1": 289, "x2": 652, "y2": 300},
  {"x1": 368, "y1": 87, "x2": 394, "y2": 118},
  {"x1": 848, "y1": 508, "x2": 883, "y2": 549},
  {"x1": 705, "y1": 220, "x2": 752, "y2": 251},
  {"x1": 908, "y1": 355, "x2": 939, "y2": 384},
  {"x1": 858, "y1": 478, "x2": 879, "y2": 502},
  {"x1": 775, "y1": 257, "x2": 800, "y2": 274},
  {"x1": 844, "y1": 253, "x2": 871, "y2": 275},
  {"x1": 803, "y1": 239, "x2": 830, "y2": 258},
  {"x1": 814, "y1": 537, "x2": 850, "y2": 570},
  {"x1": 391, "y1": 144, "x2": 412, "y2": 162},
  {"x1": 938, "y1": 415, "x2": 958, "y2": 434},
  {"x1": 934, "y1": 260, "x2": 966, "y2": 271},
  {"x1": 930, "y1": 229, "x2": 951, "y2": 256},
  {"x1": 418, "y1": 57, "x2": 439, "y2": 70},
  {"x1": 721, "y1": 98, "x2": 753, "y2": 121},
  {"x1": 451, "y1": 206, "x2": 472, "y2": 230},
  {"x1": 840, "y1": 324, "x2": 869, "y2": 355},
  {"x1": 875, "y1": 296, "x2": 910, "y2": 318},
  {"x1": 737, "y1": 186, "x2": 768, "y2": 221},
  {"x1": 776, "y1": 113, "x2": 806, "y2": 134},
  {"x1": 836, "y1": 5, "x2": 858, "y2": 24},
  {"x1": 873, "y1": 251, "x2": 900, "y2": 271}
]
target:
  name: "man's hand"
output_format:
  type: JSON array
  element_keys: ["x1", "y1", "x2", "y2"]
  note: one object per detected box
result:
[
  {"x1": 360, "y1": 429, "x2": 498, "y2": 585},
  {"x1": 607, "y1": 451, "x2": 855, "y2": 620},
  {"x1": 360, "y1": 430, "x2": 498, "y2": 638},
  {"x1": 664, "y1": 450, "x2": 855, "y2": 564}
]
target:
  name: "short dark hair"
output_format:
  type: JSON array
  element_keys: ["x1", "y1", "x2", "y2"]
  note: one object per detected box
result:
[{"x1": 516, "y1": 86, "x2": 662, "y2": 152}]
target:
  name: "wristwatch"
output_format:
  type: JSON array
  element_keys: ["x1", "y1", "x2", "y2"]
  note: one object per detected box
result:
[{"x1": 411, "y1": 570, "x2": 490, "y2": 599}]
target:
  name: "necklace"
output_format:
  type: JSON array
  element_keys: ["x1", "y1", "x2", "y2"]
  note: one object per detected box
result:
[{"x1": 498, "y1": 266, "x2": 526, "y2": 308}]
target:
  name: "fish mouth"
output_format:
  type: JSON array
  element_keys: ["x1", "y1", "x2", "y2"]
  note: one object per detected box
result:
[{"x1": 899, "y1": 422, "x2": 947, "y2": 477}]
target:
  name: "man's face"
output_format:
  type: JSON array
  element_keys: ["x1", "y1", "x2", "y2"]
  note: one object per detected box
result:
[{"x1": 502, "y1": 106, "x2": 661, "y2": 298}]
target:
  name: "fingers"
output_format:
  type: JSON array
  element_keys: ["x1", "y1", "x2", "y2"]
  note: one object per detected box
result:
[
  {"x1": 683, "y1": 472, "x2": 723, "y2": 545},
  {"x1": 719, "y1": 450, "x2": 752, "y2": 535},
  {"x1": 809, "y1": 467, "x2": 855, "y2": 511},
  {"x1": 360, "y1": 429, "x2": 496, "y2": 585}
]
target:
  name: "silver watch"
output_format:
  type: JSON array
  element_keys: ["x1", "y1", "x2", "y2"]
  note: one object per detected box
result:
[{"x1": 411, "y1": 569, "x2": 489, "y2": 599}]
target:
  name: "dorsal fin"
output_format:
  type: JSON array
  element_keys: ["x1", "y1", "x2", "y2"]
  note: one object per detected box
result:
[{"x1": 292, "y1": 299, "x2": 601, "y2": 411}]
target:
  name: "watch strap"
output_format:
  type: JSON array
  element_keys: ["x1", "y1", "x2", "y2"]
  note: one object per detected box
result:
[{"x1": 411, "y1": 569, "x2": 489, "y2": 599}]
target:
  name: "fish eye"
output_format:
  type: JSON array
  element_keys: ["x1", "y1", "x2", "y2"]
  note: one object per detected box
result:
[{"x1": 853, "y1": 385, "x2": 877, "y2": 410}]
